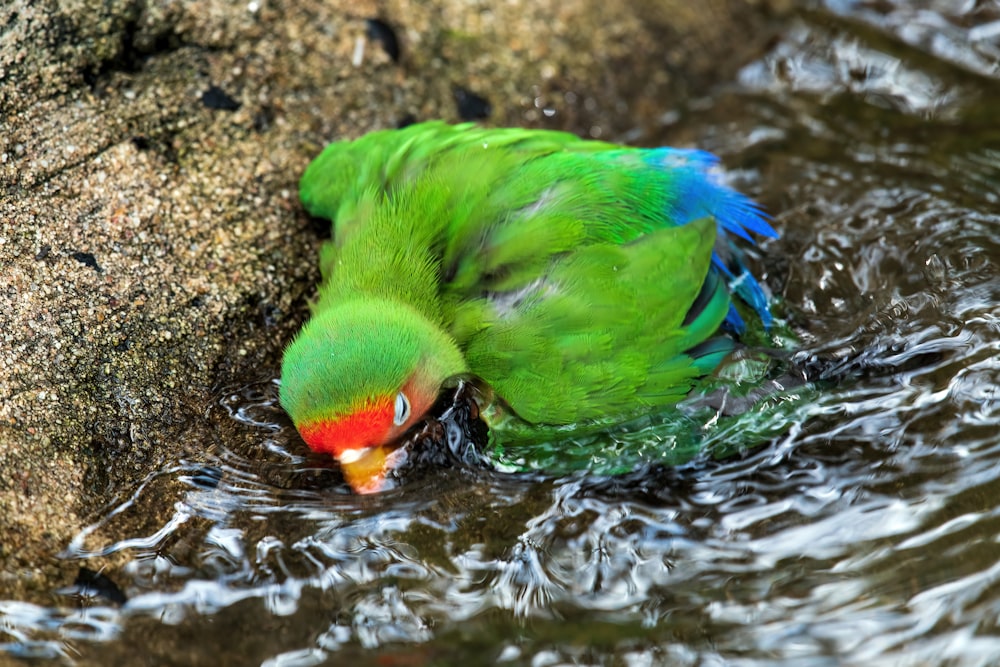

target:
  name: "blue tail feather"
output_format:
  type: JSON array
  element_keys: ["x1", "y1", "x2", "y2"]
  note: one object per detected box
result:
[
  {"x1": 713, "y1": 251, "x2": 774, "y2": 333},
  {"x1": 647, "y1": 148, "x2": 778, "y2": 241},
  {"x1": 724, "y1": 303, "x2": 745, "y2": 334},
  {"x1": 645, "y1": 148, "x2": 777, "y2": 333}
]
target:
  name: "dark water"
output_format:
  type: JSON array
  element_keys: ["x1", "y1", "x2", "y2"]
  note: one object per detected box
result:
[{"x1": 5, "y1": 2, "x2": 1000, "y2": 665}]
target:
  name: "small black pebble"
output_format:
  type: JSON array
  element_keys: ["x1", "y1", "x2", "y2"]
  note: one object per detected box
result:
[
  {"x1": 253, "y1": 105, "x2": 274, "y2": 132},
  {"x1": 35, "y1": 244, "x2": 51, "y2": 260},
  {"x1": 365, "y1": 18, "x2": 401, "y2": 62},
  {"x1": 82, "y1": 68, "x2": 99, "y2": 89},
  {"x1": 453, "y1": 86, "x2": 492, "y2": 121},
  {"x1": 201, "y1": 85, "x2": 241, "y2": 111},
  {"x1": 72, "y1": 567, "x2": 127, "y2": 606},
  {"x1": 260, "y1": 303, "x2": 282, "y2": 327},
  {"x1": 188, "y1": 466, "x2": 224, "y2": 490},
  {"x1": 71, "y1": 251, "x2": 103, "y2": 273}
]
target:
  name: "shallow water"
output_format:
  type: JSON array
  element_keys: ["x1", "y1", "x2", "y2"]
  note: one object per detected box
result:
[{"x1": 5, "y1": 1, "x2": 1000, "y2": 665}]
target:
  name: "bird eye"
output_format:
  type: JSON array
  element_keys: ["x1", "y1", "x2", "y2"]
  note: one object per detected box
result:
[{"x1": 393, "y1": 391, "x2": 410, "y2": 426}]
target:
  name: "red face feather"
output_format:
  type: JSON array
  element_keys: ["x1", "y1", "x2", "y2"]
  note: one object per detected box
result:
[{"x1": 298, "y1": 397, "x2": 394, "y2": 458}]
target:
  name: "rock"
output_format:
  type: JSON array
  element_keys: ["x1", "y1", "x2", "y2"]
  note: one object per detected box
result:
[{"x1": 0, "y1": 0, "x2": 781, "y2": 602}]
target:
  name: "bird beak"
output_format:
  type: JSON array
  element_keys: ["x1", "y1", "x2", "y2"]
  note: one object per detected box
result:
[{"x1": 335, "y1": 445, "x2": 401, "y2": 494}]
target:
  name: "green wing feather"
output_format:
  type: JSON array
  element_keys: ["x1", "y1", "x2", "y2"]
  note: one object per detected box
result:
[{"x1": 460, "y1": 218, "x2": 728, "y2": 423}]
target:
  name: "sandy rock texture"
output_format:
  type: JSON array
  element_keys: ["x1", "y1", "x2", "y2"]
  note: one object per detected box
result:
[{"x1": 0, "y1": 0, "x2": 780, "y2": 603}]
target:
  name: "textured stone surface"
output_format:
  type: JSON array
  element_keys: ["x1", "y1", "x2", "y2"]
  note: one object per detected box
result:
[{"x1": 0, "y1": 0, "x2": 780, "y2": 603}]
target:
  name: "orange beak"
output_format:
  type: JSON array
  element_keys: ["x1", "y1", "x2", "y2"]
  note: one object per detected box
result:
[{"x1": 335, "y1": 444, "x2": 404, "y2": 494}]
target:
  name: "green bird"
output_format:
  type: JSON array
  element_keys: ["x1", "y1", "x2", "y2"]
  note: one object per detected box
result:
[{"x1": 279, "y1": 121, "x2": 778, "y2": 493}]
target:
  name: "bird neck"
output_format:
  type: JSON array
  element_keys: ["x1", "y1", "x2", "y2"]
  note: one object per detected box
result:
[{"x1": 314, "y1": 189, "x2": 451, "y2": 327}]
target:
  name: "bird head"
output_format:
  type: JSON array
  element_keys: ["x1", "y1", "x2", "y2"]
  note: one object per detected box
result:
[{"x1": 279, "y1": 299, "x2": 467, "y2": 493}]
